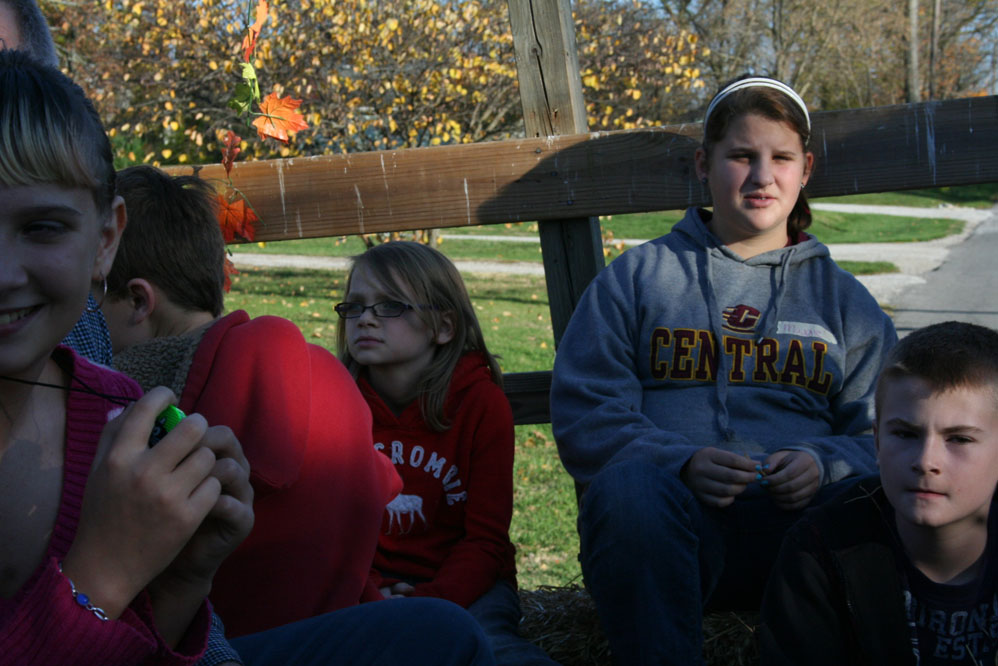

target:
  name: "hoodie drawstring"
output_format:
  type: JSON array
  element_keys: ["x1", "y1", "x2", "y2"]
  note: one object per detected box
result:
[
  {"x1": 703, "y1": 240, "x2": 738, "y2": 443},
  {"x1": 756, "y1": 245, "x2": 797, "y2": 341}
]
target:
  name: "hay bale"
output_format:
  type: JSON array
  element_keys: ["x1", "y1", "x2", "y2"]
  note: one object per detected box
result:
[
  {"x1": 519, "y1": 585, "x2": 611, "y2": 665},
  {"x1": 519, "y1": 585, "x2": 759, "y2": 666},
  {"x1": 703, "y1": 610, "x2": 760, "y2": 666}
]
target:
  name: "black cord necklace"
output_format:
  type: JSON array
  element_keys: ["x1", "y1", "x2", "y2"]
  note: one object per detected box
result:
[
  {"x1": 0, "y1": 373, "x2": 185, "y2": 446},
  {"x1": 0, "y1": 373, "x2": 133, "y2": 407}
]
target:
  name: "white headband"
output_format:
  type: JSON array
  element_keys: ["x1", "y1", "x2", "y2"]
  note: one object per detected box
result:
[{"x1": 703, "y1": 77, "x2": 811, "y2": 137}]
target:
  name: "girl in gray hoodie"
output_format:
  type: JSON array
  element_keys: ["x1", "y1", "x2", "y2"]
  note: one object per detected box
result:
[{"x1": 551, "y1": 76, "x2": 897, "y2": 665}]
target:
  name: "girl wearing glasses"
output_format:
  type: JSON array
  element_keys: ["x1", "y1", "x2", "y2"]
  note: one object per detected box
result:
[{"x1": 336, "y1": 242, "x2": 556, "y2": 665}]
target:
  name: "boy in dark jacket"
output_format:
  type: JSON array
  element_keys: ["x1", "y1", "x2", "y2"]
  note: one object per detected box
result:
[{"x1": 760, "y1": 321, "x2": 998, "y2": 665}]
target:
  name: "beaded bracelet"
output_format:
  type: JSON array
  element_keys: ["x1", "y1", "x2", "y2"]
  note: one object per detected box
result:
[{"x1": 58, "y1": 562, "x2": 109, "y2": 621}]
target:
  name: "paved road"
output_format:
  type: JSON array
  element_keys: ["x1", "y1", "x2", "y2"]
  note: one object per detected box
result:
[{"x1": 889, "y1": 206, "x2": 998, "y2": 335}]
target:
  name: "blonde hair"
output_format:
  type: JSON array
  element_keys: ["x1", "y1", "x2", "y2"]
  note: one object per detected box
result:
[
  {"x1": 337, "y1": 241, "x2": 502, "y2": 431},
  {"x1": 0, "y1": 50, "x2": 115, "y2": 214}
]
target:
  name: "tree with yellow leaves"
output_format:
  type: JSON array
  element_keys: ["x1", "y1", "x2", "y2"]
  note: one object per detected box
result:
[{"x1": 45, "y1": 0, "x2": 705, "y2": 165}]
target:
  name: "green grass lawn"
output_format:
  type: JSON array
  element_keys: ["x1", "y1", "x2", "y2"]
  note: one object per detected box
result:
[
  {"x1": 817, "y1": 182, "x2": 998, "y2": 209},
  {"x1": 222, "y1": 183, "x2": 994, "y2": 589},
  {"x1": 224, "y1": 266, "x2": 575, "y2": 587},
  {"x1": 221, "y1": 250, "x2": 901, "y2": 588},
  {"x1": 232, "y1": 183, "x2": 992, "y2": 266},
  {"x1": 231, "y1": 211, "x2": 957, "y2": 271}
]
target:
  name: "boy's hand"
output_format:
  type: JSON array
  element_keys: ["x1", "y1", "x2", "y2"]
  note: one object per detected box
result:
[
  {"x1": 762, "y1": 450, "x2": 820, "y2": 511},
  {"x1": 379, "y1": 582, "x2": 414, "y2": 599},
  {"x1": 153, "y1": 425, "x2": 253, "y2": 587},
  {"x1": 148, "y1": 424, "x2": 254, "y2": 646},
  {"x1": 62, "y1": 387, "x2": 221, "y2": 619},
  {"x1": 681, "y1": 447, "x2": 757, "y2": 508}
]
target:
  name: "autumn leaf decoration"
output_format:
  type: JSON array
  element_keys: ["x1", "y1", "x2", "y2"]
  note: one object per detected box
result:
[
  {"x1": 216, "y1": 129, "x2": 258, "y2": 245},
  {"x1": 253, "y1": 93, "x2": 309, "y2": 143},
  {"x1": 223, "y1": 256, "x2": 239, "y2": 294},
  {"x1": 227, "y1": 0, "x2": 308, "y2": 145},
  {"x1": 240, "y1": 0, "x2": 269, "y2": 63},
  {"x1": 215, "y1": 0, "x2": 309, "y2": 289}
]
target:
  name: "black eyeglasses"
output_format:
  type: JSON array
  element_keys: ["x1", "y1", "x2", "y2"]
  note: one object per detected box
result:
[{"x1": 334, "y1": 300, "x2": 415, "y2": 319}]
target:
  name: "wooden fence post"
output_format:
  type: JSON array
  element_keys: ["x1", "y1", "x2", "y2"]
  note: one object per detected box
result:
[{"x1": 507, "y1": 0, "x2": 604, "y2": 347}]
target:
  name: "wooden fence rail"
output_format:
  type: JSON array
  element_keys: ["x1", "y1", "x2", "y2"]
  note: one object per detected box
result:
[
  {"x1": 168, "y1": 96, "x2": 998, "y2": 426},
  {"x1": 174, "y1": 95, "x2": 998, "y2": 242},
  {"x1": 169, "y1": 94, "x2": 997, "y2": 425}
]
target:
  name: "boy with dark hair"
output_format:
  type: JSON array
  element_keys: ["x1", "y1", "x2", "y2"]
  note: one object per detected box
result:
[
  {"x1": 761, "y1": 320, "x2": 998, "y2": 665},
  {"x1": 104, "y1": 168, "x2": 225, "y2": 352},
  {"x1": 104, "y1": 165, "x2": 402, "y2": 638},
  {"x1": 108, "y1": 168, "x2": 225, "y2": 317}
]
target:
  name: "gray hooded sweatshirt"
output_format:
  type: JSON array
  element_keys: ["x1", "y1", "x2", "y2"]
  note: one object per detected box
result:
[{"x1": 551, "y1": 207, "x2": 897, "y2": 486}]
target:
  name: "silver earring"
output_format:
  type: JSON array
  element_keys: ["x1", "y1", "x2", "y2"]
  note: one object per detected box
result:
[{"x1": 86, "y1": 276, "x2": 108, "y2": 312}]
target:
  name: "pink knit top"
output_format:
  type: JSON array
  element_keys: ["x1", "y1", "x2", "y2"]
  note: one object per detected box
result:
[{"x1": 0, "y1": 347, "x2": 210, "y2": 665}]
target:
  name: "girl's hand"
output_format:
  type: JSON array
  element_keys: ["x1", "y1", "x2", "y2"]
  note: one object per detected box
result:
[
  {"x1": 680, "y1": 447, "x2": 757, "y2": 508},
  {"x1": 379, "y1": 582, "x2": 415, "y2": 599},
  {"x1": 762, "y1": 450, "x2": 820, "y2": 511},
  {"x1": 61, "y1": 387, "x2": 221, "y2": 620}
]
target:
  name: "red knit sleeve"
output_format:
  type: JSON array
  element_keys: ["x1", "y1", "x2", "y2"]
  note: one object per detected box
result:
[
  {"x1": 0, "y1": 557, "x2": 209, "y2": 666},
  {"x1": 409, "y1": 381, "x2": 516, "y2": 607},
  {"x1": 2, "y1": 354, "x2": 213, "y2": 665}
]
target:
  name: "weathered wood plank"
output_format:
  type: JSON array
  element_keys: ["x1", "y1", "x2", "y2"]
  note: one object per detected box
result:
[
  {"x1": 507, "y1": 0, "x2": 588, "y2": 137},
  {"x1": 167, "y1": 95, "x2": 998, "y2": 243},
  {"x1": 507, "y1": 0, "x2": 604, "y2": 347},
  {"x1": 504, "y1": 371, "x2": 552, "y2": 425}
]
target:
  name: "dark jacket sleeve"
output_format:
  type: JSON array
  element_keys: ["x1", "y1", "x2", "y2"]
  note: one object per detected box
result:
[
  {"x1": 759, "y1": 523, "x2": 856, "y2": 666},
  {"x1": 760, "y1": 479, "x2": 915, "y2": 666}
]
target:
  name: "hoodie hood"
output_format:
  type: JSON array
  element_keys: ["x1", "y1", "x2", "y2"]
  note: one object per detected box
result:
[{"x1": 360, "y1": 350, "x2": 496, "y2": 428}]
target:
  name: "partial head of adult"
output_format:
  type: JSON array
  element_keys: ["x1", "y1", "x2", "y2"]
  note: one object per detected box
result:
[
  {"x1": 695, "y1": 75, "x2": 814, "y2": 240},
  {"x1": 104, "y1": 165, "x2": 225, "y2": 352},
  {"x1": 336, "y1": 240, "x2": 501, "y2": 430},
  {"x1": 0, "y1": 49, "x2": 124, "y2": 377},
  {"x1": 0, "y1": 0, "x2": 58, "y2": 67}
]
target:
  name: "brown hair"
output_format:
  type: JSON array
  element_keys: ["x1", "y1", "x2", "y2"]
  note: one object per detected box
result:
[
  {"x1": 702, "y1": 74, "x2": 812, "y2": 237},
  {"x1": 108, "y1": 165, "x2": 225, "y2": 317},
  {"x1": 875, "y1": 321, "x2": 998, "y2": 416},
  {"x1": 336, "y1": 241, "x2": 501, "y2": 431}
]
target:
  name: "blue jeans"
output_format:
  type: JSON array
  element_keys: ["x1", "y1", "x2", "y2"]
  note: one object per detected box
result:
[
  {"x1": 578, "y1": 456, "x2": 856, "y2": 666},
  {"x1": 467, "y1": 580, "x2": 560, "y2": 665},
  {"x1": 231, "y1": 597, "x2": 496, "y2": 665}
]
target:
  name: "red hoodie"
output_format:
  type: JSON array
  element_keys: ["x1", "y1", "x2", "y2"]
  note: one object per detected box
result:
[
  {"x1": 171, "y1": 311, "x2": 401, "y2": 636},
  {"x1": 362, "y1": 352, "x2": 517, "y2": 608}
]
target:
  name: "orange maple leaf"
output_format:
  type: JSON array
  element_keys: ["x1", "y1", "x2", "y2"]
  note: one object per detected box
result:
[
  {"x1": 241, "y1": 0, "x2": 269, "y2": 62},
  {"x1": 241, "y1": 202, "x2": 259, "y2": 242},
  {"x1": 223, "y1": 255, "x2": 239, "y2": 293},
  {"x1": 252, "y1": 93, "x2": 308, "y2": 143},
  {"x1": 217, "y1": 194, "x2": 259, "y2": 243},
  {"x1": 221, "y1": 130, "x2": 241, "y2": 177}
]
